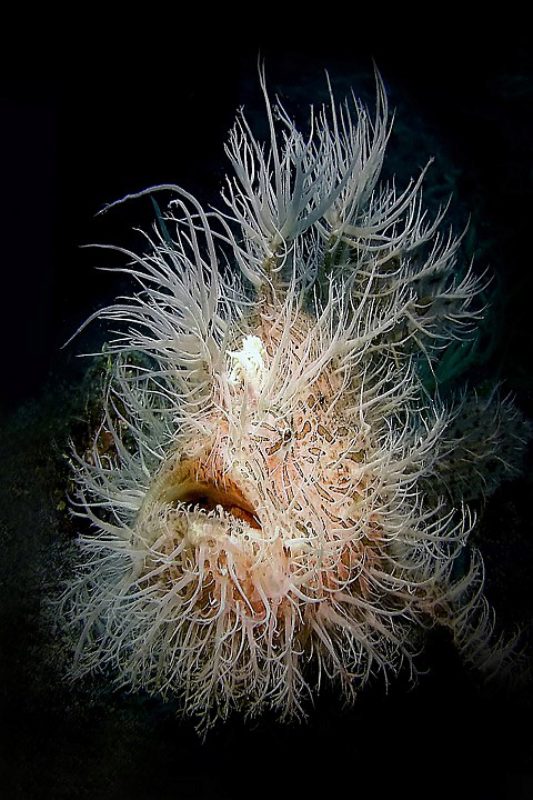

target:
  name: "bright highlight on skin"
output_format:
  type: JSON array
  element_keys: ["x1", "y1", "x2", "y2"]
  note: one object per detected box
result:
[{"x1": 62, "y1": 68, "x2": 530, "y2": 735}]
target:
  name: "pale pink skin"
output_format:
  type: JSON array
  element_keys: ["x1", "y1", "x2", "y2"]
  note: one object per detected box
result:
[{"x1": 62, "y1": 71, "x2": 527, "y2": 734}]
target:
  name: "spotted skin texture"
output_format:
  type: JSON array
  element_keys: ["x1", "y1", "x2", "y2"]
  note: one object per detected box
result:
[{"x1": 61, "y1": 73, "x2": 530, "y2": 734}]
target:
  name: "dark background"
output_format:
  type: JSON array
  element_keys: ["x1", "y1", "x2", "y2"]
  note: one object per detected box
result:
[
  {"x1": 2, "y1": 30, "x2": 532, "y2": 413},
  {"x1": 1, "y1": 21, "x2": 532, "y2": 800}
]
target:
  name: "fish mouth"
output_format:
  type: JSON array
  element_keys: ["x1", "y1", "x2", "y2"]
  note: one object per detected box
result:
[
  {"x1": 143, "y1": 455, "x2": 262, "y2": 534},
  {"x1": 150, "y1": 462, "x2": 262, "y2": 530},
  {"x1": 172, "y1": 479, "x2": 262, "y2": 530}
]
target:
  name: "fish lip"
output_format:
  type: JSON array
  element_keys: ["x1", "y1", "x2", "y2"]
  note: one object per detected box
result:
[
  {"x1": 152, "y1": 457, "x2": 262, "y2": 531},
  {"x1": 173, "y1": 478, "x2": 261, "y2": 530}
]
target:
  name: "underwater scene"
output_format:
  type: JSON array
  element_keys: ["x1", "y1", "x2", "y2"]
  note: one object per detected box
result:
[{"x1": 1, "y1": 35, "x2": 532, "y2": 800}]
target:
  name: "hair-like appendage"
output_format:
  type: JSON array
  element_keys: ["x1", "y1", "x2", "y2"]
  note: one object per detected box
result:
[{"x1": 60, "y1": 67, "x2": 530, "y2": 734}]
